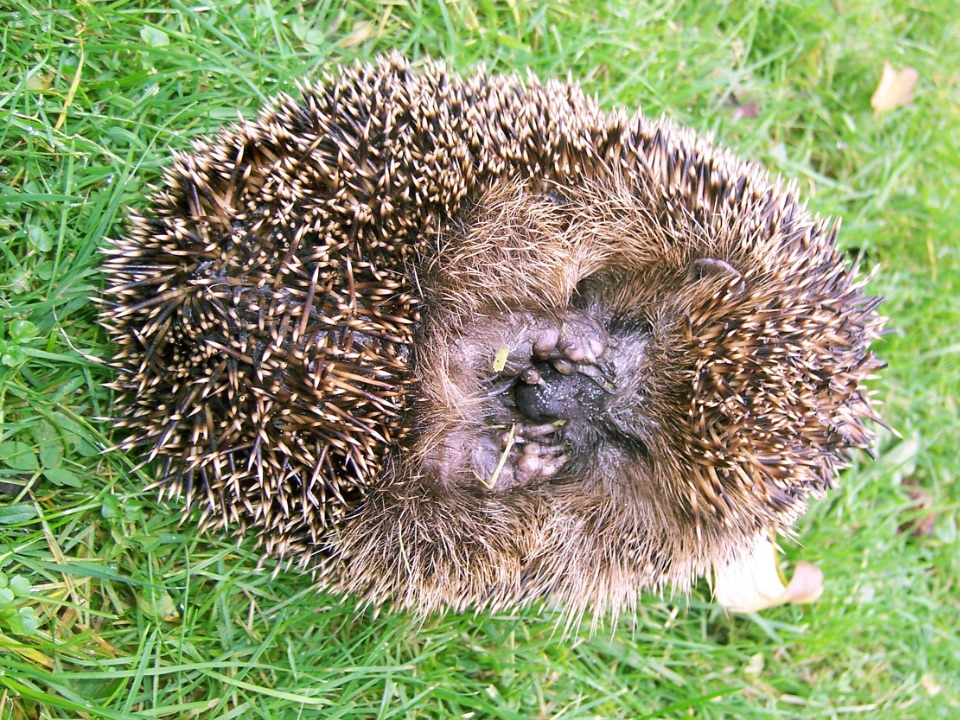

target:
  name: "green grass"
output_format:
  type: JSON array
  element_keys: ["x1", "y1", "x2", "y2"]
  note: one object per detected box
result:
[{"x1": 1, "y1": 0, "x2": 958, "y2": 717}]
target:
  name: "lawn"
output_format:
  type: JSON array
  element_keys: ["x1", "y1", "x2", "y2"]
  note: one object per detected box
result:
[{"x1": 1, "y1": 0, "x2": 958, "y2": 718}]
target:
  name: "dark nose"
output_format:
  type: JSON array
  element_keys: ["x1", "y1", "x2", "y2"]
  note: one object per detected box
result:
[{"x1": 514, "y1": 362, "x2": 608, "y2": 423}]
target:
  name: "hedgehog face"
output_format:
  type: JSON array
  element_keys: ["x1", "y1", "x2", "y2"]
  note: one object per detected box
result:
[
  {"x1": 332, "y1": 171, "x2": 881, "y2": 614},
  {"x1": 411, "y1": 179, "x2": 746, "y2": 502}
]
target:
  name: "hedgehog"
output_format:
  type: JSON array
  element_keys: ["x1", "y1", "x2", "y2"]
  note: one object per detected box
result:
[{"x1": 100, "y1": 54, "x2": 884, "y2": 618}]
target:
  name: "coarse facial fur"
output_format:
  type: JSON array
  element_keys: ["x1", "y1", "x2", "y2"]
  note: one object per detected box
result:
[{"x1": 100, "y1": 55, "x2": 883, "y2": 619}]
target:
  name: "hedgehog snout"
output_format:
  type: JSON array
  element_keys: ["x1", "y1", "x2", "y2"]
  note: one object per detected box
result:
[{"x1": 513, "y1": 361, "x2": 610, "y2": 423}]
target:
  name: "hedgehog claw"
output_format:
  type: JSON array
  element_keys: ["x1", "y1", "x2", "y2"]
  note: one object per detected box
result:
[
  {"x1": 514, "y1": 422, "x2": 562, "y2": 440},
  {"x1": 530, "y1": 313, "x2": 608, "y2": 365},
  {"x1": 473, "y1": 418, "x2": 569, "y2": 491}
]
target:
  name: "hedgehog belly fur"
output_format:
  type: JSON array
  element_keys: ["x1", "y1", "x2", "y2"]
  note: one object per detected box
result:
[{"x1": 100, "y1": 54, "x2": 884, "y2": 617}]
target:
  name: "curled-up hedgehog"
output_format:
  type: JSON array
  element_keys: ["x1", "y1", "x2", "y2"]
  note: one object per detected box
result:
[{"x1": 100, "y1": 54, "x2": 884, "y2": 618}]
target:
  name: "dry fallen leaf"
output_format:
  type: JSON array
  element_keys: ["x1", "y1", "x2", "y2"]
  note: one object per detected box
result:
[
  {"x1": 782, "y1": 561, "x2": 824, "y2": 604},
  {"x1": 26, "y1": 71, "x2": 54, "y2": 91},
  {"x1": 714, "y1": 533, "x2": 824, "y2": 613},
  {"x1": 732, "y1": 102, "x2": 760, "y2": 119},
  {"x1": 871, "y1": 61, "x2": 919, "y2": 116},
  {"x1": 899, "y1": 477, "x2": 936, "y2": 537},
  {"x1": 723, "y1": 92, "x2": 761, "y2": 119},
  {"x1": 744, "y1": 652, "x2": 765, "y2": 676},
  {"x1": 493, "y1": 346, "x2": 509, "y2": 372},
  {"x1": 340, "y1": 20, "x2": 374, "y2": 48},
  {"x1": 921, "y1": 673, "x2": 943, "y2": 696}
]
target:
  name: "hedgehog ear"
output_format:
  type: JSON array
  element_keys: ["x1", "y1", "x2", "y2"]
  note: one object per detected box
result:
[{"x1": 686, "y1": 258, "x2": 746, "y2": 295}]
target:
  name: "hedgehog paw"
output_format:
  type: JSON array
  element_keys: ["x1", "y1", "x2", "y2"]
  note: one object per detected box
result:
[
  {"x1": 476, "y1": 421, "x2": 567, "y2": 491},
  {"x1": 480, "y1": 309, "x2": 610, "y2": 381},
  {"x1": 528, "y1": 312, "x2": 608, "y2": 367}
]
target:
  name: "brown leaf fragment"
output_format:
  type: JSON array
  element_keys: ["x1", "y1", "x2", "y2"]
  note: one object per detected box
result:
[
  {"x1": 340, "y1": 20, "x2": 374, "y2": 47},
  {"x1": 871, "y1": 61, "x2": 919, "y2": 116},
  {"x1": 899, "y1": 477, "x2": 936, "y2": 537},
  {"x1": 782, "y1": 561, "x2": 824, "y2": 605},
  {"x1": 723, "y1": 92, "x2": 761, "y2": 119}
]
